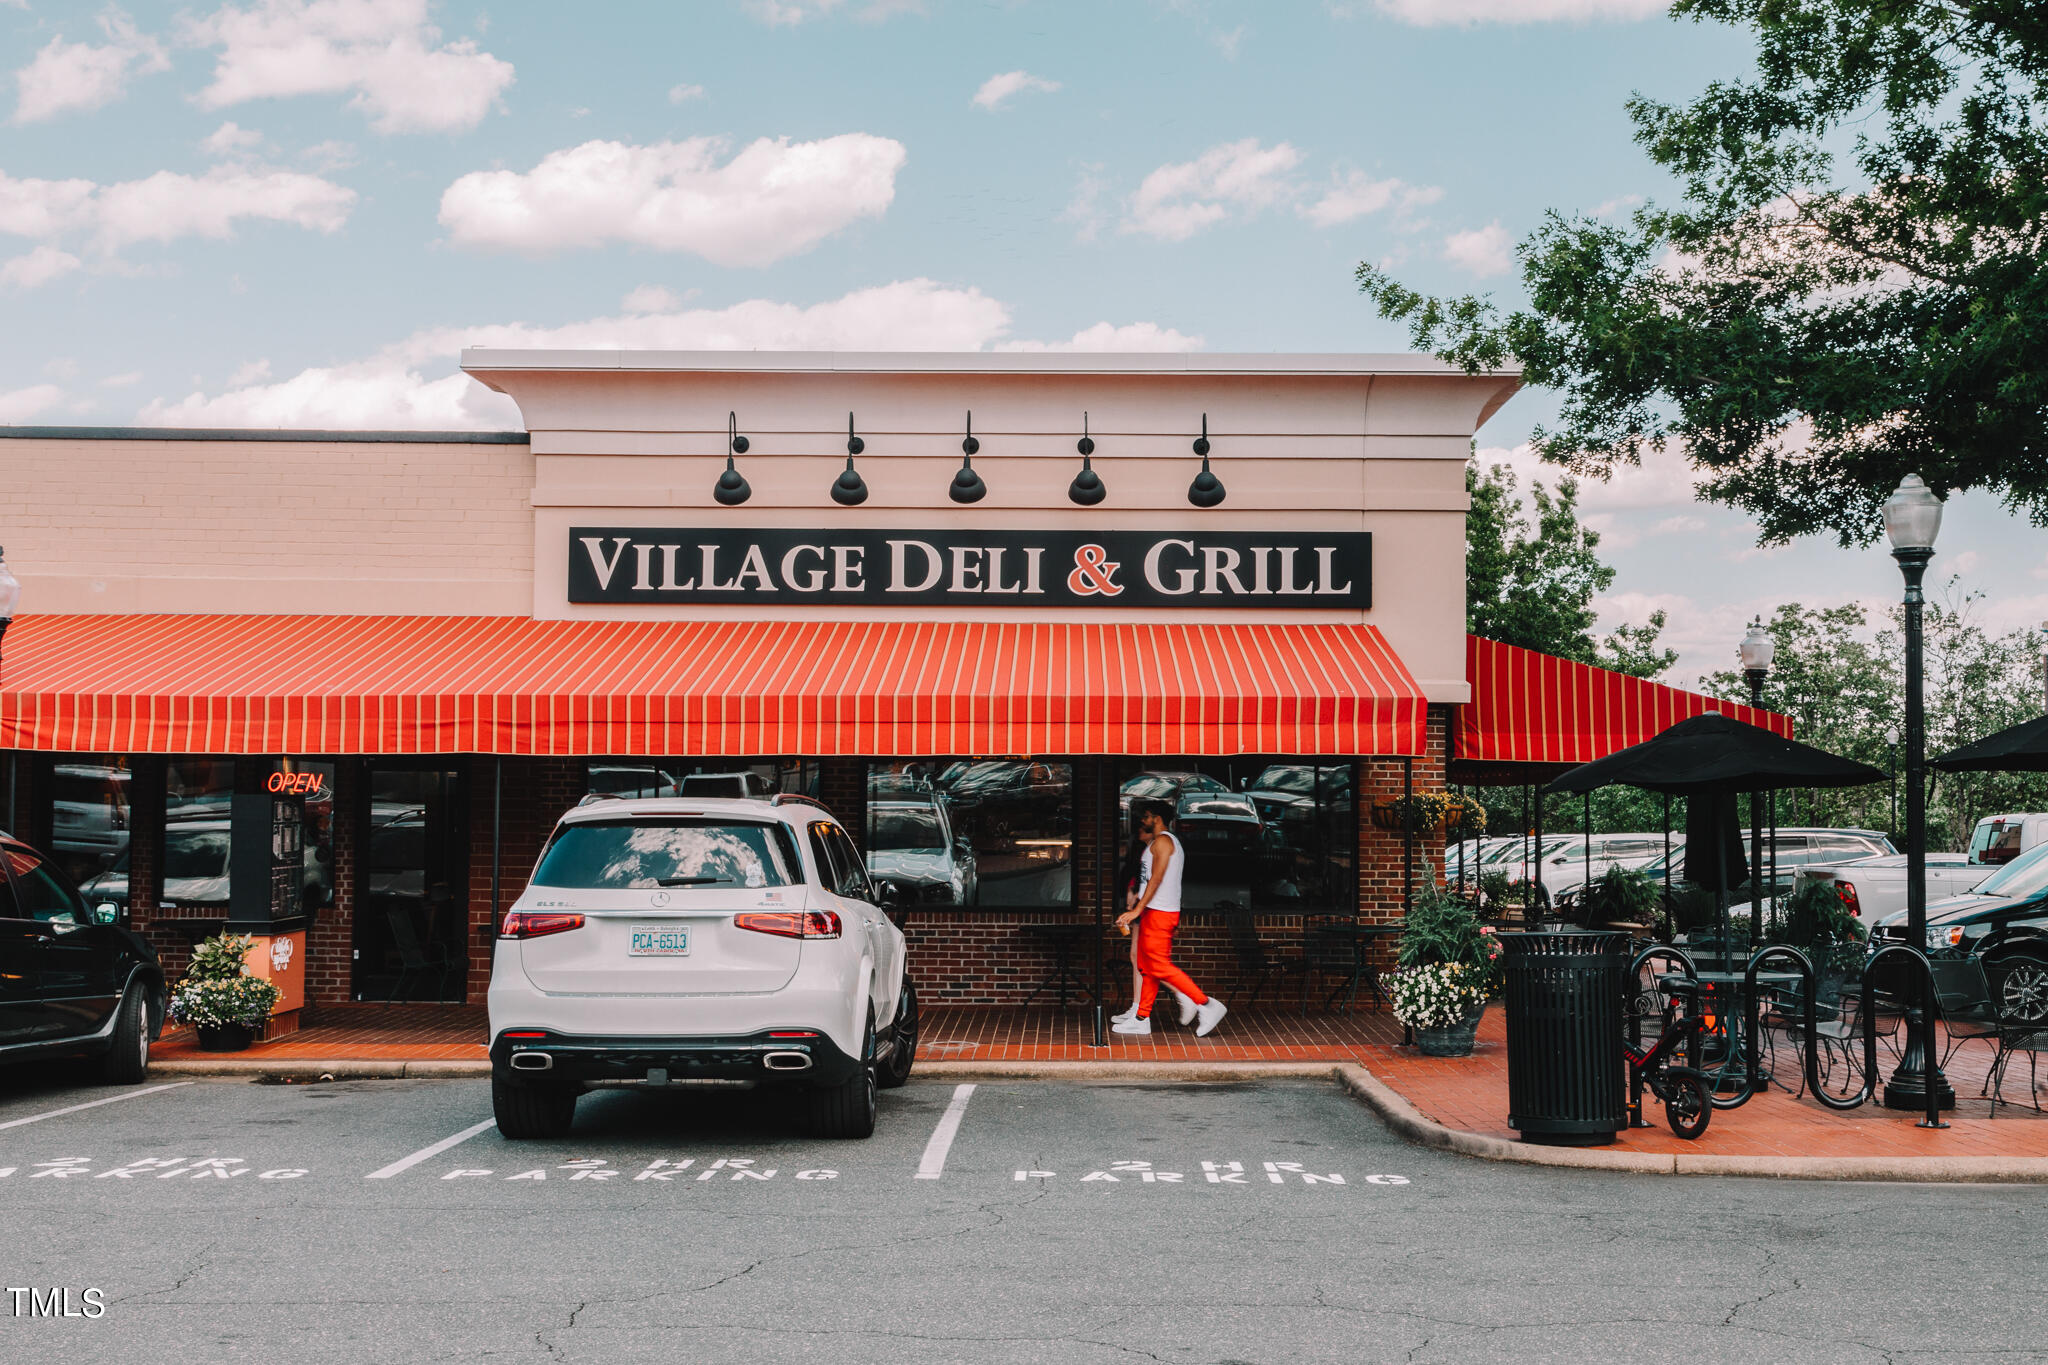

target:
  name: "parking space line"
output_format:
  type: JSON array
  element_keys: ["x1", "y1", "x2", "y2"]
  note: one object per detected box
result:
[
  {"x1": 915, "y1": 1083, "x2": 976, "y2": 1180},
  {"x1": 0, "y1": 1083, "x2": 192, "y2": 1132},
  {"x1": 364, "y1": 1118, "x2": 497, "y2": 1180}
]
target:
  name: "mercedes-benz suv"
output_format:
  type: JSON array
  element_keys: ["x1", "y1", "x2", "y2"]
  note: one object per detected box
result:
[{"x1": 486, "y1": 795, "x2": 916, "y2": 1139}]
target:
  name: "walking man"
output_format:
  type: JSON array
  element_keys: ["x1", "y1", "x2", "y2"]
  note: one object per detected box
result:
[{"x1": 1112, "y1": 799, "x2": 1227, "y2": 1037}]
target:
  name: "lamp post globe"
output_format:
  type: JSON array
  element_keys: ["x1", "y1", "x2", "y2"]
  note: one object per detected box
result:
[
  {"x1": 1739, "y1": 616, "x2": 1774, "y2": 706},
  {"x1": 1880, "y1": 474, "x2": 1954, "y2": 1115},
  {"x1": 1737, "y1": 617, "x2": 1774, "y2": 946}
]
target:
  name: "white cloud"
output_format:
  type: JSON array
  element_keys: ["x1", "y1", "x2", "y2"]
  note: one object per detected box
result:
[
  {"x1": 99, "y1": 371, "x2": 142, "y2": 388},
  {"x1": 972, "y1": 70, "x2": 1058, "y2": 111},
  {"x1": 1476, "y1": 441, "x2": 1702, "y2": 512},
  {"x1": 1123, "y1": 138, "x2": 1303, "y2": 241},
  {"x1": 667, "y1": 82, "x2": 705, "y2": 103},
  {"x1": 0, "y1": 166, "x2": 355, "y2": 253},
  {"x1": 1365, "y1": 0, "x2": 1669, "y2": 24},
  {"x1": 299, "y1": 139, "x2": 358, "y2": 171},
  {"x1": 0, "y1": 244, "x2": 82, "y2": 289},
  {"x1": 1443, "y1": 220, "x2": 1513, "y2": 276},
  {"x1": 747, "y1": 0, "x2": 843, "y2": 23},
  {"x1": 1591, "y1": 192, "x2": 1643, "y2": 219},
  {"x1": 227, "y1": 357, "x2": 273, "y2": 386},
  {"x1": 187, "y1": 0, "x2": 515, "y2": 134},
  {"x1": 201, "y1": 120, "x2": 265, "y2": 157},
  {"x1": 621, "y1": 284, "x2": 683, "y2": 314},
  {"x1": 1063, "y1": 162, "x2": 1109, "y2": 242},
  {"x1": 0, "y1": 382, "x2": 65, "y2": 422},
  {"x1": 994, "y1": 321, "x2": 1203, "y2": 352},
  {"x1": 139, "y1": 280, "x2": 1197, "y2": 427},
  {"x1": 12, "y1": 9, "x2": 169, "y2": 124},
  {"x1": 1298, "y1": 170, "x2": 1444, "y2": 228},
  {"x1": 438, "y1": 134, "x2": 907, "y2": 267},
  {"x1": 1653, "y1": 514, "x2": 1706, "y2": 534}
]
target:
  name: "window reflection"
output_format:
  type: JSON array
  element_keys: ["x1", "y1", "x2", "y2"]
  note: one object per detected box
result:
[
  {"x1": 584, "y1": 759, "x2": 818, "y2": 802},
  {"x1": 866, "y1": 759, "x2": 1073, "y2": 908},
  {"x1": 49, "y1": 757, "x2": 131, "y2": 886},
  {"x1": 1121, "y1": 760, "x2": 1355, "y2": 913}
]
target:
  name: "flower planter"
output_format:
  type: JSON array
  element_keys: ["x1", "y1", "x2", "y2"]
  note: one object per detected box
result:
[
  {"x1": 194, "y1": 1022, "x2": 257, "y2": 1053},
  {"x1": 1414, "y1": 1003, "x2": 1486, "y2": 1058}
]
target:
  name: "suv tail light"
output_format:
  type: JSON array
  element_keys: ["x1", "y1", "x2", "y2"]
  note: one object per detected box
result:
[
  {"x1": 734, "y1": 910, "x2": 842, "y2": 940},
  {"x1": 501, "y1": 911, "x2": 586, "y2": 939},
  {"x1": 1834, "y1": 881, "x2": 1861, "y2": 917}
]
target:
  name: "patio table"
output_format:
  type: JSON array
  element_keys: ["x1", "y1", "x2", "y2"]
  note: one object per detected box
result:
[
  {"x1": 1306, "y1": 923, "x2": 1399, "y2": 1014},
  {"x1": 1658, "y1": 969, "x2": 1802, "y2": 1092}
]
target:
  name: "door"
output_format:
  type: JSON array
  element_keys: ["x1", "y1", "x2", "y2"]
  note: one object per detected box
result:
[
  {"x1": 1, "y1": 838, "x2": 122, "y2": 1039},
  {"x1": 353, "y1": 767, "x2": 469, "y2": 1002},
  {"x1": 0, "y1": 868, "x2": 45, "y2": 1046}
]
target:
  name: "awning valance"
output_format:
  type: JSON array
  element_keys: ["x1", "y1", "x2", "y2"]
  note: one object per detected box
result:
[
  {"x1": 1454, "y1": 634, "x2": 1790, "y2": 773},
  {"x1": 0, "y1": 615, "x2": 1426, "y2": 758}
]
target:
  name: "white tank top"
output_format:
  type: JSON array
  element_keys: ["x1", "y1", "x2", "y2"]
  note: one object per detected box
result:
[{"x1": 1139, "y1": 831, "x2": 1185, "y2": 913}]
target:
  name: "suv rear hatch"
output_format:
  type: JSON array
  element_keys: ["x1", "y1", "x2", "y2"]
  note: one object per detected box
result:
[{"x1": 514, "y1": 816, "x2": 811, "y2": 997}]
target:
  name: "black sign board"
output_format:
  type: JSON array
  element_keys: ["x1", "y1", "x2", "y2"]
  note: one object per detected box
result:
[
  {"x1": 568, "y1": 528, "x2": 1370, "y2": 609},
  {"x1": 228, "y1": 765, "x2": 305, "y2": 931}
]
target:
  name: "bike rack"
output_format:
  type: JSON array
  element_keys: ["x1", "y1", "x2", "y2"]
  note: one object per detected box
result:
[
  {"x1": 1625, "y1": 943, "x2": 1698, "y2": 1129},
  {"x1": 1629, "y1": 941, "x2": 1948, "y2": 1129}
]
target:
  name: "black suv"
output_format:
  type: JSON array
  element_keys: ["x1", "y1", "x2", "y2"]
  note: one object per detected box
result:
[{"x1": 0, "y1": 830, "x2": 165, "y2": 1083}]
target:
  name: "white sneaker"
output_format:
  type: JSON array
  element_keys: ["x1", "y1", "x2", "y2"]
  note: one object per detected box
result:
[
  {"x1": 1110, "y1": 1016, "x2": 1153, "y2": 1036},
  {"x1": 1110, "y1": 1004, "x2": 1139, "y2": 1024},
  {"x1": 1193, "y1": 998, "x2": 1228, "y2": 1038},
  {"x1": 1174, "y1": 991, "x2": 1199, "y2": 1027}
]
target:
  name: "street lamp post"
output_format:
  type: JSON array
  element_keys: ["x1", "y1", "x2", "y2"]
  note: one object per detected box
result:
[
  {"x1": 1884, "y1": 727, "x2": 1901, "y2": 835},
  {"x1": 1881, "y1": 474, "x2": 1955, "y2": 1114},
  {"x1": 1739, "y1": 618, "x2": 1775, "y2": 945}
]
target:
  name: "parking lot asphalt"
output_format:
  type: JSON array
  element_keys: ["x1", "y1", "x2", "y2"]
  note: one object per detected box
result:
[{"x1": 4, "y1": 1064, "x2": 2048, "y2": 1365}]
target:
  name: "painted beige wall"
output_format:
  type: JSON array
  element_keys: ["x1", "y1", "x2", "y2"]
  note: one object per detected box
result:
[
  {"x1": 0, "y1": 354, "x2": 1521, "y2": 706},
  {"x1": 465, "y1": 352, "x2": 1521, "y2": 703},
  {"x1": 2, "y1": 434, "x2": 534, "y2": 616}
]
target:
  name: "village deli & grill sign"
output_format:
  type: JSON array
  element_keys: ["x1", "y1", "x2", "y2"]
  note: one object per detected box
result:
[{"x1": 568, "y1": 529, "x2": 1370, "y2": 608}]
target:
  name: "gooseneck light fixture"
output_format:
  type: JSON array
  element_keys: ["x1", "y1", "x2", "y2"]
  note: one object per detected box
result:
[
  {"x1": 832, "y1": 412, "x2": 869, "y2": 506},
  {"x1": 1880, "y1": 471, "x2": 1953, "y2": 1119},
  {"x1": 950, "y1": 410, "x2": 987, "y2": 504},
  {"x1": 1068, "y1": 412, "x2": 1105, "y2": 506},
  {"x1": 713, "y1": 411, "x2": 752, "y2": 506},
  {"x1": 1187, "y1": 414, "x2": 1225, "y2": 508}
]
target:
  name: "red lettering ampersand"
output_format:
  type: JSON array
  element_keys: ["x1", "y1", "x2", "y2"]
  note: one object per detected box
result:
[{"x1": 1068, "y1": 544, "x2": 1123, "y2": 596}]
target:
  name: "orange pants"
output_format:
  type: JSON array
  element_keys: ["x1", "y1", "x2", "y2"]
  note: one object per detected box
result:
[{"x1": 1136, "y1": 910, "x2": 1207, "y2": 1018}]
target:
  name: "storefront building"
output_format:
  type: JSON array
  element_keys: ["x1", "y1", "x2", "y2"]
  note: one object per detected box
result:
[{"x1": 3, "y1": 351, "x2": 1541, "y2": 1022}]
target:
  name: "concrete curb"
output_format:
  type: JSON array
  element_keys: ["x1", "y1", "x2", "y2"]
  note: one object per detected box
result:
[
  {"x1": 154, "y1": 1058, "x2": 487, "y2": 1080},
  {"x1": 1329, "y1": 1063, "x2": 2048, "y2": 1183}
]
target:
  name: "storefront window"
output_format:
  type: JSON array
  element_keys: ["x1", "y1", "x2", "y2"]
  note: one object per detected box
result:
[
  {"x1": 49, "y1": 756, "x2": 131, "y2": 886},
  {"x1": 1120, "y1": 759, "x2": 1355, "y2": 914},
  {"x1": 584, "y1": 759, "x2": 819, "y2": 802},
  {"x1": 866, "y1": 759, "x2": 1074, "y2": 908}
]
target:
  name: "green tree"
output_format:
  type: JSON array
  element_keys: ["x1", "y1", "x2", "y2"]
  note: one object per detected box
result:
[
  {"x1": 1359, "y1": 1, "x2": 2048, "y2": 546},
  {"x1": 1465, "y1": 459, "x2": 1676, "y2": 677}
]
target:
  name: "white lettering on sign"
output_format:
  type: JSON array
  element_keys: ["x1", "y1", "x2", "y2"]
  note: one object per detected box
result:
[
  {"x1": 580, "y1": 536, "x2": 632, "y2": 589},
  {"x1": 1144, "y1": 539, "x2": 1197, "y2": 596},
  {"x1": 782, "y1": 545, "x2": 828, "y2": 593},
  {"x1": 832, "y1": 545, "x2": 864, "y2": 591},
  {"x1": 887, "y1": 540, "x2": 943, "y2": 593}
]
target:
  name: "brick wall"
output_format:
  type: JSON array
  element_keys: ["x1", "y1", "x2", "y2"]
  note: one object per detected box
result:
[
  {"x1": 304, "y1": 760, "x2": 365, "y2": 1009},
  {"x1": 462, "y1": 757, "x2": 585, "y2": 1004}
]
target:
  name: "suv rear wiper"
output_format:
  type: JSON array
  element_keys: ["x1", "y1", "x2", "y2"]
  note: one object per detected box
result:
[{"x1": 656, "y1": 876, "x2": 725, "y2": 887}]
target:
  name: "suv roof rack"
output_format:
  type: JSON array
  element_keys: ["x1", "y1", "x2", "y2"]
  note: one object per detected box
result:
[{"x1": 771, "y1": 793, "x2": 833, "y2": 815}]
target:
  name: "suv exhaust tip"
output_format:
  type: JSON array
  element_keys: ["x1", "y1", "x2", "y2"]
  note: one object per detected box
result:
[
  {"x1": 761, "y1": 1051, "x2": 813, "y2": 1072},
  {"x1": 509, "y1": 1051, "x2": 554, "y2": 1072}
]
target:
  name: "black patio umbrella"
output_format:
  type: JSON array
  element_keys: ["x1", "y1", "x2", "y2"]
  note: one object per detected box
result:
[
  {"x1": 1542, "y1": 713, "x2": 1885, "y2": 964},
  {"x1": 1932, "y1": 714, "x2": 2048, "y2": 773}
]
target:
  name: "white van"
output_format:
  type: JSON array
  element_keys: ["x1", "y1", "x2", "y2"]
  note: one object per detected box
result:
[{"x1": 1968, "y1": 813, "x2": 2048, "y2": 867}]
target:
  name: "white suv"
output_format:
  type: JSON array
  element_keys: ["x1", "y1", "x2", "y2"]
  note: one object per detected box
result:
[{"x1": 486, "y1": 794, "x2": 916, "y2": 1140}]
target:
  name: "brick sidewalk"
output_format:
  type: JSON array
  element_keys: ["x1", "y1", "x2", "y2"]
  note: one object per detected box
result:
[{"x1": 154, "y1": 1001, "x2": 2048, "y2": 1159}]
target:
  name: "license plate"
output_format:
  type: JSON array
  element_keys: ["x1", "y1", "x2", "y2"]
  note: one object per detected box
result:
[{"x1": 629, "y1": 927, "x2": 690, "y2": 957}]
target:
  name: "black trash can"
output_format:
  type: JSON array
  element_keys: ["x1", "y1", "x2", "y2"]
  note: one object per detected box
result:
[{"x1": 1500, "y1": 930, "x2": 1629, "y2": 1146}]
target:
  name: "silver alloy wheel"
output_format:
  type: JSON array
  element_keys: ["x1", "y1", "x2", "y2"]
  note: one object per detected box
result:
[
  {"x1": 135, "y1": 994, "x2": 150, "y2": 1069},
  {"x1": 2001, "y1": 960, "x2": 2048, "y2": 1024}
]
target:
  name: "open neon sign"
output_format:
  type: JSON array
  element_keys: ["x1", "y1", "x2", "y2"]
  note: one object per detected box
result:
[{"x1": 266, "y1": 771, "x2": 327, "y2": 796}]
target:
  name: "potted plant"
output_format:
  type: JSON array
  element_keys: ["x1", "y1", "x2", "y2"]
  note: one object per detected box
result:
[
  {"x1": 167, "y1": 933, "x2": 280, "y2": 1052},
  {"x1": 1577, "y1": 865, "x2": 1659, "y2": 929},
  {"x1": 1387, "y1": 869, "x2": 1504, "y2": 1057},
  {"x1": 1371, "y1": 791, "x2": 1462, "y2": 833}
]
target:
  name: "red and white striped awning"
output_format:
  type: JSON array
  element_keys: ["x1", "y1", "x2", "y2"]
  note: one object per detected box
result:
[
  {"x1": 1456, "y1": 633, "x2": 1790, "y2": 768},
  {"x1": 0, "y1": 615, "x2": 1427, "y2": 757}
]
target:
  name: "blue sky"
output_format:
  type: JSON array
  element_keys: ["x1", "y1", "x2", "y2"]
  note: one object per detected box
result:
[{"x1": 3, "y1": 0, "x2": 2041, "y2": 681}]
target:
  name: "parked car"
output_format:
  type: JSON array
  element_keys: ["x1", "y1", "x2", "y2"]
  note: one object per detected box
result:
[
  {"x1": 587, "y1": 765, "x2": 680, "y2": 798},
  {"x1": 49, "y1": 762, "x2": 131, "y2": 881},
  {"x1": 1529, "y1": 832, "x2": 1675, "y2": 899},
  {"x1": 80, "y1": 818, "x2": 234, "y2": 910},
  {"x1": 867, "y1": 798, "x2": 977, "y2": 906},
  {"x1": 1175, "y1": 789, "x2": 1266, "y2": 856},
  {"x1": 1795, "y1": 852, "x2": 1983, "y2": 922},
  {"x1": 678, "y1": 771, "x2": 777, "y2": 799},
  {"x1": 1119, "y1": 770, "x2": 1233, "y2": 829},
  {"x1": 1874, "y1": 842, "x2": 2048, "y2": 1022},
  {"x1": 486, "y1": 794, "x2": 914, "y2": 1139},
  {"x1": 1966, "y1": 812, "x2": 2048, "y2": 867},
  {"x1": 0, "y1": 829, "x2": 164, "y2": 1080},
  {"x1": 1639, "y1": 827, "x2": 1894, "y2": 897}
]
